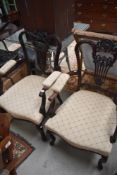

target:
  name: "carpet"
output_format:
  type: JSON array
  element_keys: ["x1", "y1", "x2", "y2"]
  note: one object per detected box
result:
[{"x1": 10, "y1": 132, "x2": 34, "y2": 169}]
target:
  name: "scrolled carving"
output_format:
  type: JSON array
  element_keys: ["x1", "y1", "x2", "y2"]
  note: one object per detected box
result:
[{"x1": 93, "y1": 40, "x2": 117, "y2": 85}]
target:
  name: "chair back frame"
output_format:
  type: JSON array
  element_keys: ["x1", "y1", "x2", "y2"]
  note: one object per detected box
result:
[
  {"x1": 19, "y1": 31, "x2": 62, "y2": 75},
  {"x1": 75, "y1": 38, "x2": 117, "y2": 103}
]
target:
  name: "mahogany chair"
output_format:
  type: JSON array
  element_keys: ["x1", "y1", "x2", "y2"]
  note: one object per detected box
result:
[
  {"x1": 45, "y1": 30, "x2": 117, "y2": 170},
  {"x1": 0, "y1": 31, "x2": 70, "y2": 141}
]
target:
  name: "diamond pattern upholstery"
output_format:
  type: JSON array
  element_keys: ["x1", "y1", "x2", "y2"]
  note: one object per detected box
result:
[
  {"x1": 45, "y1": 90, "x2": 116, "y2": 156},
  {"x1": 51, "y1": 73, "x2": 70, "y2": 93},
  {"x1": 0, "y1": 75, "x2": 53, "y2": 124}
]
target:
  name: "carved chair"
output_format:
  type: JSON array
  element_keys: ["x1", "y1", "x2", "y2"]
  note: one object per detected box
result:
[
  {"x1": 0, "y1": 31, "x2": 70, "y2": 141},
  {"x1": 45, "y1": 30, "x2": 117, "y2": 170},
  {"x1": 0, "y1": 114, "x2": 17, "y2": 175}
]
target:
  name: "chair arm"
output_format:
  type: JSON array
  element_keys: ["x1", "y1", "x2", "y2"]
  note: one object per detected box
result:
[
  {"x1": 48, "y1": 91, "x2": 58, "y2": 102},
  {"x1": 42, "y1": 71, "x2": 61, "y2": 89},
  {"x1": 0, "y1": 60, "x2": 16, "y2": 76},
  {"x1": 0, "y1": 136, "x2": 12, "y2": 152},
  {"x1": 48, "y1": 73, "x2": 70, "y2": 102},
  {"x1": 39, "y1": 89, "x2": 46, "y2": 116},
  {"x1": 51, "y1": 73, "x2": 70, "y2": 93}
]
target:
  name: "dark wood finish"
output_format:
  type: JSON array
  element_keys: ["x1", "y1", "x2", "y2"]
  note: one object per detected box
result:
[
  {"x1": 74, "y1": 30, "x2": 117, "y2": 150},
  {"x1": 46, "y1": 30, "x2": 117, "y2": 170},
  {"x1": 75, "y1": 0, "x2": 117, "y2": 33},
  {"x1": 16, "y1": 0, "x2": 74, "y2": 40},
  {"x1": 0, "y1": 114, "x2": 17, "y2": 175},
  {"x1": 98, "y1": 156, "x2": 108, "y2": 170}
]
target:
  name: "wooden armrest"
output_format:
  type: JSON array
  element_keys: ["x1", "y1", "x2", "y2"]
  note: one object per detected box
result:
[
  {"x1": 73, "y1": 29, "x2": 117, "y2": 42},
  {"x1": 48, "y1": 91, "x2": 58, "y2": 102}
]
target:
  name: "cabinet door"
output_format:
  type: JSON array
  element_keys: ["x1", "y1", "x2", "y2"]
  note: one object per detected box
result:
[
  {"x1": 16, "y1": 0, "x2": 55, "y2": 32},
  {"x1": 54, "y1": 0, "x2": 74, "y2": 39}
]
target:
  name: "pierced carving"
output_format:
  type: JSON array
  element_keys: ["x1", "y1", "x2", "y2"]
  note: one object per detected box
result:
[{"x1": 93, "y1": 40, "x2": 117, "y2": 85}]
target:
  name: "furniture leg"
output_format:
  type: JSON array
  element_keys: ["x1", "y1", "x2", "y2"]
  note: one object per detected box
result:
[
  {"x1": 110, "y1": 126, "x2": 117, "y2": 143},
  {"x1": 64, "y1": 48, "x2": 71, "y2": 72},
  {"x1": 36, "y1": 125, "x2": 47, "y2": 141},
  {"x1": 97, "y1": 156, "x2": 108, "y2": 170},
  {"x1": 46, "y1": 130, "x2": 56, "y2": 146}
]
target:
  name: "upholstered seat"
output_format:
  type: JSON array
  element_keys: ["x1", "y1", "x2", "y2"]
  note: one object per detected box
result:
[
  {"x1": 45, "y1": 90, "x2": 116, "y2": 156},
  {"x1": 0, "y1": 75, "x2": 53, "y2": 124}
]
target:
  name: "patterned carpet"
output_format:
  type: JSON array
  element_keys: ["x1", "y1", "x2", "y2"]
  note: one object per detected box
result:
[{"x1": 11, "y1": 132, "x2": 34, "y2": 169}]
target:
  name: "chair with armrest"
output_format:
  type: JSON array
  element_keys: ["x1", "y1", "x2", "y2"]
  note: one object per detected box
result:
[
  {"x1": 0, "y1": 31, "x2": 70, "y2": 141},
  {"x1": 45, "y1": 30, "x2": 117, "y2": 170}
]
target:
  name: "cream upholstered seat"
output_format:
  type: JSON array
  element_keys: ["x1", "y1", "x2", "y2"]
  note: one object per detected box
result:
[
  {"x1": 45, "y1": 90, "x2": 116, "y2": 156},
  {"x1": 45, "y1": 30, "x2": 117, "y2": 170},
  {"x1": 0, "y1": 75, "x2": 53, "y2": 124}
]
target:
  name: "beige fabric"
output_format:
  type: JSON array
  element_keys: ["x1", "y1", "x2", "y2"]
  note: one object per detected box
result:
[
  {"x1": 0, "y1": 60, "x2": 16, "y2": 76},
  {"x1": 51, "y1": 73, "x2": 70, "y2": 93},
  {"x1": 8, "y1": 43, "x2": 21, "y2": 51},
  {"x1": 45, "y1": 90, "x2": 116, "y2": 156},
  {"x1": 42, "y1": 71, "x2": 61, "y2": 88},
  {"x1": 0, "y1": 75, "x2": 53, "y2": 124}
]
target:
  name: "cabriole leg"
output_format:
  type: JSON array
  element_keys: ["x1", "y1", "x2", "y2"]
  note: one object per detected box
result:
[{"x1": 97, "y1": 156, "x2": 108, "y2": 170}]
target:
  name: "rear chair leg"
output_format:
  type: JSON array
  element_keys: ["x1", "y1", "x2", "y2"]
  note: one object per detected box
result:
[
  {"x1": 97, "y1": 156, "x2": 108, "y2": 170},
  {"x1": 46, "y1": 130, "x2": 56, "y2": 146}
]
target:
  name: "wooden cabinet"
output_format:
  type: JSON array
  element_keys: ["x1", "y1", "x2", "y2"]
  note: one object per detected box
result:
[
  {"x1": 3, "y1": 63, "x2": 27, "y2": 91},
  {"x1": 75, "y1": 0, "x2": 117, "y2": 33},
  {"x1": 16, "y1": 0, "x2": 74, "y2": 40}
]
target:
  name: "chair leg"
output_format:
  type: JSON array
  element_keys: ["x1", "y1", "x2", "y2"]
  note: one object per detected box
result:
[
  {"x1": 110, "y1": 127, "x2": 117, "y2": 143},
  {"x1": 57, "y1": 94, "x2": 63, "y2": 104},
  {"x1": 36, "y1": 125, "x2": 47, "y2": 141},
  {"x1": 97, "y1": 156, "x2": 108, "y2": 170},
  {"x1": 46, "y1": 130, "x2": 56, "y2": 146},
  {"x1": 64, "y1": 48, "x2": 71, "y2": 72}
]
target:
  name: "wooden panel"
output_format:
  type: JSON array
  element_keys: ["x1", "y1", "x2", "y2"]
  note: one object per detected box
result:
[
  {"x1": 16, "y1": 0, "x2": 74, "y2": 40},
  {"x1": 16, "y1": 0, "x2": 55, "y2": 33},
  {"x1": 54, "y1": 0, "x2": 74, "y2": 39},
  {"x1": 3, "y1": 63, "x2": 28, "y2": 91},
  {"x1": 75, "y1": 0, "x2": 117, "y2": 33}
]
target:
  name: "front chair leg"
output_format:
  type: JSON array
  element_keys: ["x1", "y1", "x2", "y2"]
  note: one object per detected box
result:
[
  {"x1": 46, "y1": 130, "x2": 56, "y2": 146},
  {"x1": 97, "y1": 156, "x2": 108, "y2": 170},
  {"x1": 110, "y1": 127, "x2": 117, "y2": 143},
  {"x1": 36, "y1": 125, "x2": 47, "y2": 141},
  {"x1": 57, "y1": 94, "x2": 63, "y2": 104}
]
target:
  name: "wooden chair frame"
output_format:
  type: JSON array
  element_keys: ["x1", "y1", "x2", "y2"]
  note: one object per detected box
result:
[
  {"x1": 0, "y1": 30, "x2": 63, "y2": 141},
  {"x1": 46, "y1": 30, "x2": 117, "y2": 170}
]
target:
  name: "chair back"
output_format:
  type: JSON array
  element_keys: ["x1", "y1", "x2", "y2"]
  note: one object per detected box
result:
[
  {"x1": 19, "y1": 31, "x2": 62, "y2": 75},
  {"x1": 74, "y1": 30, "x2": 117, "y2": 100}
]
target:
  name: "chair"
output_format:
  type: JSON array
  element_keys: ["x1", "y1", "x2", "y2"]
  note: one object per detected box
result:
[
  {"x1": 45, "y1": 30, "x2": 117, "y2": 170},
  {"x1": 0, "y1": 114, "x2": 17, "y2": 175},
  {"x1": 0, "y1": 31, "x2": 70, "y2": 141}
]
